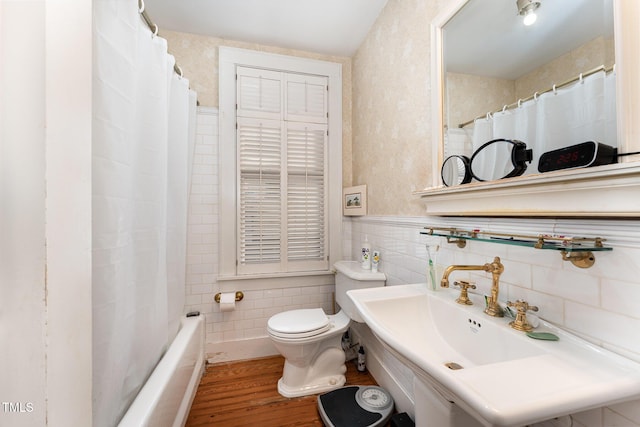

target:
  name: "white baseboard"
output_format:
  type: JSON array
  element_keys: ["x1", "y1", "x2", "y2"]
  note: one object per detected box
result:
[{"x1": 206, "y1": 337, "x2": 278, "y2": 364}]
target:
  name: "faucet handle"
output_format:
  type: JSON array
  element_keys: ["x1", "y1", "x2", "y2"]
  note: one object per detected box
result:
[
  {"x1": 507, "y1": 300, "x2": 539, "y2": 331},
  {"x1": 454, "y1": 280, "x2": 476, "y2": 305},
  {"x1": 507, "y1": 300, "x2": 539, "y2": 314}
]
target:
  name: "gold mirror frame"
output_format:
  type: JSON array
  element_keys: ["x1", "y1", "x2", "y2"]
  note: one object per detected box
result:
[{"x1": 416, "y1": 0, "x2": 640, "y2": 217}]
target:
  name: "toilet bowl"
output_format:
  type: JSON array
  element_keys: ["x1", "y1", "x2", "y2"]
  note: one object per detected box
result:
[
  {"x1": 267, "y1": 261, "x2": 386, "y2": 398},
  {"x1": 268, "y1": 309, "x2": 351, "y2": 398}
]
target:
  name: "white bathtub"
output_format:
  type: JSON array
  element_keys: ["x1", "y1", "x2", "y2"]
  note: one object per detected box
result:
[{"x1": 118, "y1": 314, "x2": 205, "y2": 427}]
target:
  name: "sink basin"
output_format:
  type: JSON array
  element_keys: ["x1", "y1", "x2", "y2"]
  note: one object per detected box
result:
[{"x1": 348, "y1": 284, "x2": 640, "y2": 427}]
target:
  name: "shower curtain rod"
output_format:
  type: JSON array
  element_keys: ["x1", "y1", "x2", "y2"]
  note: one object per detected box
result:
[
  {"x1": 138, "y1": 0, "x2": 185, "y2": 80},
  {"x1": 458, "y1": 64, "x2": 614, "y2": 129}
]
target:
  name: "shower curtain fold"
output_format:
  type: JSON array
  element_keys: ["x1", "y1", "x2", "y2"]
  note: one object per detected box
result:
[
  {"x1": 167, "y1": 68, "x2": 191, "y2": 341},
  {"x1": 93, "y1": 2, "x2": 197, "y2": 426}
]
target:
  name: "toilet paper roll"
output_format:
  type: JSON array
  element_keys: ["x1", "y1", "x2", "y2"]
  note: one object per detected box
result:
[{"x1": 219, "y1": 292, "x2": 236, "y2": 312}]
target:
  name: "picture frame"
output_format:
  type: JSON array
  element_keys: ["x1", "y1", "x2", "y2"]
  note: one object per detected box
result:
[{"x1": 343, "y1": 185, "x2": 367, "y2": 216}]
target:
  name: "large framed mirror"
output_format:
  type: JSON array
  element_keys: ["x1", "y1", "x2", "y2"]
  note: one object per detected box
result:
[{"x1": 416, "y1": 0, "x2": 640, "y2": 217}]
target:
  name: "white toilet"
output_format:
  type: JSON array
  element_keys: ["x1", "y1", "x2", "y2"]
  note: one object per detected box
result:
[{"x1": 267, "y1": 260, "x2": 386, "y2": 398}]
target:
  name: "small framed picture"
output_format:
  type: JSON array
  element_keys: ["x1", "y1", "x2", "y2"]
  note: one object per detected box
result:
[{"x1": 343, "y1": 185, "x2": 367, "y2": 216}]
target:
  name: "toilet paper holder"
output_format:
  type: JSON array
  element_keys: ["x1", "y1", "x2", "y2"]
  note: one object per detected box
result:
[{"x1": 214, "y1": 291, "x2": 244, "y2": 303}]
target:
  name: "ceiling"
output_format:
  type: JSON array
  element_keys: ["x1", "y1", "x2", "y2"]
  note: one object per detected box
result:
[{"x1": 144, "y1": 0, "x2": 389, "y2": 57}]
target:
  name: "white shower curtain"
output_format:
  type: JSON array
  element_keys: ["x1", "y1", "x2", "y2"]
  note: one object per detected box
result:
[
  {"x1": 536, "y1": 71, "x2": 612, "y2": 161},
  {"x1": 470, "y1": 70, "x2": 616, "y2": 179},
  {"x1": 166, "y1": 72, "x2": 195, "y2": 339},
  {"x1": 93, "y1": 2, "x2": 196, "y2": 426}
]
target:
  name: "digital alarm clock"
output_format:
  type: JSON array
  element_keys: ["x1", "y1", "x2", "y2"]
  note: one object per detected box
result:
[{"x1": 538, "y1": 141, "x2": 617, "y2": 173}]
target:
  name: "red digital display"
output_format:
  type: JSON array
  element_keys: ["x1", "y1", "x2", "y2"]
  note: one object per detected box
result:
[
  {"x1": 556, "y1": 150, "x2": 580, "y2": 165},
  {"x1": 538, "y1": 141, "x2": 616, "y2": 173}
]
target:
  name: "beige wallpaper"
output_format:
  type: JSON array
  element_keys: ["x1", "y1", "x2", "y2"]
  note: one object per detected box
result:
[
  {"x1": 161, "y1": 30, "x2": 354, "y2": 188},
  {"x1": 445, "y1": 73, "x2": 515, "y2": 130},
  {"x1": 515, "y1": 36, "x2": 614, "y2": 100},
  {"x1": 352, "y1": 0, "x2": 441, "y2": 216}
]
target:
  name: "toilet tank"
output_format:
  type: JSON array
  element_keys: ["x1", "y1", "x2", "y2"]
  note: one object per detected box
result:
[{"x1": 334, "y1": 260, "x2": 386, "y2": 322}]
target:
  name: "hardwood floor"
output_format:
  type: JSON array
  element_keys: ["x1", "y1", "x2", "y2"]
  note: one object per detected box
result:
[{"x1": 185, "y1": 355, "x2": 382, "y2": 427}]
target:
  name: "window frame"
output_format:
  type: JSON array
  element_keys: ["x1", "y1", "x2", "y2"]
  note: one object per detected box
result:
[{"x1": 218, "y1": 47, "x2": 342, "y2": 288}]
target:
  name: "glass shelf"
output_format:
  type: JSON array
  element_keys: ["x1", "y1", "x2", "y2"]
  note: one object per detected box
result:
[{"x1": 420, "y1": 227, "x2": 612, "y2": 268}]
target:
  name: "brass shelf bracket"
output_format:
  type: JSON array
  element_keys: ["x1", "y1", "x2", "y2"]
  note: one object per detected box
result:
[
  {"x1": 447, "y1": 236, "x2": 467, "y2": 248},
  {"x1": 425, "y1": 227, "x2": 476, "y2": 249},
  {"x1": 561, "y1": 251, "x2": 596, "y2": 269}
]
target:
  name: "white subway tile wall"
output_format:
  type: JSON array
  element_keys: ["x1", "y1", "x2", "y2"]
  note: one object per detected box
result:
[{"x1": 184, "y1": 108, "x2": 219, "y2": 334}]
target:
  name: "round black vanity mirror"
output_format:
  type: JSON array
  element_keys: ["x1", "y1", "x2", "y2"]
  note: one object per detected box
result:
[
  {"x1": 441, "y1": 155, "x2": 471, "y2": 186},
  {"x1": 469, "y1": 139, "x2": 533, "y2": 182}
]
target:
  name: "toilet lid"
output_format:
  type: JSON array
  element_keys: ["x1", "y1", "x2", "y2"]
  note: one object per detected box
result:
[{"x1": 268, "y1": 308, "x2": 331, "y2": 337}]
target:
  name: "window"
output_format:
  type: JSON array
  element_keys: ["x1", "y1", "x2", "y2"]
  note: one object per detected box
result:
[{"x1": 219, "y1": 48, "x2": 342, "y2": 284}]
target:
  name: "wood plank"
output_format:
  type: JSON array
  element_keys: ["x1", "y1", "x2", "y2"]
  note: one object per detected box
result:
[{"x1": 185, "y1": 355, "x2": 387, "y2": 427}]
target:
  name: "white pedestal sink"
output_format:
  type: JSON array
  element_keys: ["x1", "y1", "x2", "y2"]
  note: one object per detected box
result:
[{"x1": 347, "y1": 284, "x2": 640, "y2": 427}]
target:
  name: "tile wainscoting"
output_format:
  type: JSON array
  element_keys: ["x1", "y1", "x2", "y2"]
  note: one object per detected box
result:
[{"x1": 345, "y1": 215, "x2": 640, "y2": 427}]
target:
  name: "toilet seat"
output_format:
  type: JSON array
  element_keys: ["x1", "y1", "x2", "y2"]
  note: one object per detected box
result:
[{"x1": 267, "y1": 308, "x2": 331, "y2": 339}]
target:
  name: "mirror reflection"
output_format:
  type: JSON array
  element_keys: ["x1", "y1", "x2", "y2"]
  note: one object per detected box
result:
[
  {"x1": 442, "y1": 0, "x2": 615, "y2": 181},
  {"x1": 441, "y1": 155, "x2": 471, "y2": 186},
  {"x1": 470, "y1": 139, "x2": 532, "y2": 182}
]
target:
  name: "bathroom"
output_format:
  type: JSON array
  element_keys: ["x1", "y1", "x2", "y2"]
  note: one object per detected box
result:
[{"x1": 2, "y1": 0, "x2": 640, "y2": 426}]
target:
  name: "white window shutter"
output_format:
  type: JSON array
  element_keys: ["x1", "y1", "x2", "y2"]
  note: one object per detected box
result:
[
  {"x1": 286, "y1": 122, "x2": 328, "y2": 271},
  {"x1": 237, "y1": 67, "x2": 282, "y2": 120},
  {"x1": 285, "y1": 74, "x2": 328, "y2": 124},
  {"x1": 237, "y1": 117, "x2": 284, "y2": 273},
  {"x1": 236, "y1": 69, "x2": 329, "y2": 274}
]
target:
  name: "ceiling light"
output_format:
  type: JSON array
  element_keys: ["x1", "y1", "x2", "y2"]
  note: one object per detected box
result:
[{"x1": 517, "y1": 0, "x2": 540, "y2": 26}]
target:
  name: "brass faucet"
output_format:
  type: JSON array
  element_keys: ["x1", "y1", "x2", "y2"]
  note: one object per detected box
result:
[
  {"x1": 441, "y1": 256, "x2": 505, "y2": 317},
  {"x1": 453, "y1": 280, "x2": 476, "y2": 305},
  {"x1": 507, "y1": 300, "x2": 539, "y2": 331}
]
